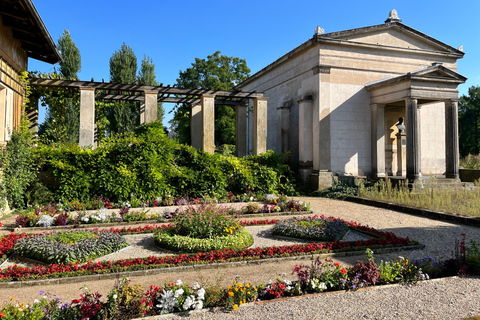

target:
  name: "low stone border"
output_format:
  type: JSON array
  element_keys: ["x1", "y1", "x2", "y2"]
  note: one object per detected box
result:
[
  {"x1": 132, "y1": 275, "x2": 458, "y2": 319},
  {"x1": 9, "y1": 211, "x2": 314, "y2": 233},
  {"x1": 0, "y1": 243, "x2": 424, "y2": 289},
  {"x1": 345, "y1": 196, "x2": 480, "y2": 227}
]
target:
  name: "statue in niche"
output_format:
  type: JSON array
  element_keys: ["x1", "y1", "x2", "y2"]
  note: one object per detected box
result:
[{"x1": 396, "y1": 117, "x2": 405, "y2": 133}]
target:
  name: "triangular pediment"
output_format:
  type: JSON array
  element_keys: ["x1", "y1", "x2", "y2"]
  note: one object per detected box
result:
[
  {"x1": 321, "y1": 23, "x2": 463, "y2": 56},
  {"x1": 411, "y1": 65, "x2": 467, "y2": 81}
]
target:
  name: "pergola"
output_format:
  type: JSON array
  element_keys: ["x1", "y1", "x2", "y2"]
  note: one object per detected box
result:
[{"x1": 29, "y1": 77, "x2": 268, "y2": 156}]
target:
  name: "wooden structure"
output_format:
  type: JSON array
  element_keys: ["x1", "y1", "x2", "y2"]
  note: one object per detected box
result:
[
  {"x1": 0, "y1": 0, "x2": 61, "y2": 144},
  {"x1": 29, "y1": 77, "x2": 268, "y2": 155}
]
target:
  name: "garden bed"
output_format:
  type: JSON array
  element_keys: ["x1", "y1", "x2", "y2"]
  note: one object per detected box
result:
[{"x1": 0, "y1": 215, "x2": 419, "y2": 283}]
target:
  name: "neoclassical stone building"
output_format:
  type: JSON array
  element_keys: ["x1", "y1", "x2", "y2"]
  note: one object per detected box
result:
[{"x1": 236, "y1": 10, "x2": 466, "y2": 188}]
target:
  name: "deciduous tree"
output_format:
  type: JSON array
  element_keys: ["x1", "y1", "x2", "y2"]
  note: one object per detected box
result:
[
  {"x1": 459, "y1": 86, "x2": 480, "y2": 156},
  {"x1": 172, "y1": 51, "x2": 250, "y2": 147}
]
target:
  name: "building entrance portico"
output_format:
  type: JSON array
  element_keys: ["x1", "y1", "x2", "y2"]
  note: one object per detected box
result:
[{"x1": 366, "y1": 64, "x2": 466, "y2": 182}]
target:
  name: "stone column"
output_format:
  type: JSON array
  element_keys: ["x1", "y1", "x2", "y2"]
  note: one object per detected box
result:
[
  {"x1": 79, "y1": 87, "x2": 95, "y2": 148},
  {"x1": 201, "y1": 95, "x2": 215, "y2": 154},
  {"x1": 445, "y1": 100, "x2": 460, "y2": 180},
  {"x1": 0, "y1": 86, "x2": 6, "y2": 142},
  {"x1": 298, "y1": 98, "x2": 313, "y2": 184},
  {"x1": 190, "y1": 103, "x2": 202, "y2": 150},
  {"x1": 277, "y1": 106, "x2": 290, "y2": 154},
  {"x1": 370, "y1": 104, "x2": 386, "y2": 178},
  {"x1": 311, "y1": 66, "x2": 332, "y2": 189},
  {"x1": 236, "y1": 105, "x2": 247, "y2": 157},
  {"x1": 396, "y1": 131, "x2": 406, "y2": 177},
  {"x1": 253, "y1": 97, "x2": 268, "y2": 154},
  {"x1": 405, "y1": 98, "x2": 421, "y2": 181},
  {"x1": 140, "y1": 91, "x2": 158, "y2": 124}
]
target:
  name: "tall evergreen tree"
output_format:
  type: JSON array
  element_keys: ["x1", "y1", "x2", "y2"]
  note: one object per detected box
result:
[
  {"x1": 38, "y1": 29, "x2": 81, "y2": 144},
  {"x1": 137, "y1": 55, "x2": 164, "y2": 123},
  {"x1": 107, "y1": 43, "x2": 139, "y2": 135},
  {"x1": 172, "y1": 51, "x2": 250, "y2": 147}
]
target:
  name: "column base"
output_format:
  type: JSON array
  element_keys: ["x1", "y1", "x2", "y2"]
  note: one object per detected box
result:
[
  {"x1": 445, "y1": 174, "x2": 460, "y2": 180},
  {"x1": 298, "y1": 167, "x2": 313, "y2": 186},
  {"x1": 310, "y1": 171, "x2": 333, "y2": 190}
]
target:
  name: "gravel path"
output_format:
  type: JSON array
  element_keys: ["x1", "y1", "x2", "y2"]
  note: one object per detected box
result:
[{"x1": 1, "y1": 197, "x2": 480, "y2": 319}]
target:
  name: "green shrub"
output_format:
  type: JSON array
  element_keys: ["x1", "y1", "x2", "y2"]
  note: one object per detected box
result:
[
  {"x1": 30, "y1": 123, "x2": 298, "y2": 204},
  {"x1": 272, "y1": 216, "x2": 349, "y2": 241},
  {"x1": 153, "y1": 227, "x2": 254, "y2": 253}
]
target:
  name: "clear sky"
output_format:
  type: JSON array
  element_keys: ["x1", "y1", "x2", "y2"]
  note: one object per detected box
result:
[{"x1": 28, "y1": 0, "x2": 480, "y2": 126}]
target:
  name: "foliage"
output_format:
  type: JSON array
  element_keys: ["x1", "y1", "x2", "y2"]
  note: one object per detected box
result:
[
  {"x1": 106, "y1": 42, "x2": 139, "y2": 135},
  {"x1": 155, "y1": 280, "x2": 205, "y2": 314},
  {"x1": 311, "y1": 178, "x2": 359, "y2": 199},
  {"x1": 459, "y1": 86, "x2": 480, "y2": 157},
  {"x1": 272, "y1": 216, "x2": 349, "y2": 241},
  {"x1": 36, "y1": 29, "x2": 81, "y2": 144},
  {"x1": 378, "y1": 259, "x2": 402, "y2": 284},
  {"x1": 460, "y1": 154, "x2": 480, "y2": 169},
  {"x1": 172, "y1": 203, "x2": 240, "y2": 239},
  {"x1": 349, "y1": 249, "x2": 380, "y2": 286},
  {"x1": 29, "y1": 123, "x2": 298, "y2": 204},
  {"x1": 2, "y1": 129, "x2": 37, "y2": 209},
  {"x1": 172, "y1": 51, "x2": 250, "y2": 146},
  {"x1": 292, "y1": 257, "x2": 348, "y2": 291},
  {"x1": 14, "y1": 230, "x2": 128, "y2": 264},
  {"x1": 153, "y1": 227, "x2": 254, "y2": 253},
  {"x1": 466, "y1": 240, "x2": 480, "y2": 274},
  {"x1": 57, "y1": 29, "x2": 81, "y2": 80}
]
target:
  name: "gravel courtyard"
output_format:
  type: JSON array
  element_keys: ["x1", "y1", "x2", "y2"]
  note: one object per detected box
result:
[{"x1": 1, "y1": 197, "x2": 480, "y2": 319}]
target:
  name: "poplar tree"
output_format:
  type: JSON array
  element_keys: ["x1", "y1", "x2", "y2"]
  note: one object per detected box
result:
[{"x1": 137, "y1": 55, "x2": 164, "y2": 123}]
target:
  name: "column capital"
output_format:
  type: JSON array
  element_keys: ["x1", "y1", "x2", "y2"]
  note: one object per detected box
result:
[
  {"x1": 201, "y1": 94, "x2": 215, "y2": 99},
  {"x1": 144, "y1": 90, "x2": 158, "y2": 95},
  {"x1": 80, "y1": 86, "x2": 95, "y2": 91}
]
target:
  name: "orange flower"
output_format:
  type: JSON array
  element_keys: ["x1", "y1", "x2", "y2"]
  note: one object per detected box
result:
[
  {"x1": 340, "y1": 268, "x2": 347, "y2": 274},
  {"x1": 228, "y1": 291, "x2": 234, "y2": 297},
  {"x1": 233, "y1": 304, "x2": 238, "y2": 310},
  {"x1": 334, "y1": 262, "x2": 341, "y2": 267}
]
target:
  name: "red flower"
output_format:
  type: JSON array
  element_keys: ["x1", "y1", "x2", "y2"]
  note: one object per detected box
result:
[
  {"x1": 340, "y1": 268, "x2": 347, "y2": 274},
  {"x1": 334, "y1": 262, "x2": 341, "y2": 267}
]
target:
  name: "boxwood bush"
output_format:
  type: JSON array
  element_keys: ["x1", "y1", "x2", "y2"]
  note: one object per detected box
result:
[
  {"x1": 153, "y1": 227, "x2": 254, "y2": 253},
  {"x1": 31, "y1": 122, "x2": 298, "y2": 204}
]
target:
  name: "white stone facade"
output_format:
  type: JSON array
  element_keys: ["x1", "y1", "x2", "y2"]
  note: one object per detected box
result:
[{"x1": 237, "y1": 12, "x2": 465, "y2": 186}]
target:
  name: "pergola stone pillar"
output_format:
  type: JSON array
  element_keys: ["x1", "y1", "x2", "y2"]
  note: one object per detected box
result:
[
  {"x1": 298, "y1": 98, "x2": 313, "y2": 184},
  {"x1": 191, "y1": 103, "x2": 202, "y2": 150},
  {"x1": 236, "y1": 105, "x2": 247, "y2": 157},
  {"x1": 396, "y1": 131, "x2": 406, "y2": 177},
  {"x1": 445, "y1": 100, "x2": 460, "y2": 179},
  {"x1": 277, "y1": 106, "x2": 290, "y2": 154},
  {"x1": 370, "y1": 103, "x2": 386, "y2": 178},
  {"x1": 201, "y1": 95, "x2": 215, "y2": 154},
  {"x1": 140, "y1": 91, "x2": 158, "y2": 124},
  {"x1": 405, "y1": 98, "x2": 421, "y2": 181},
  {"x1": 253, "y1": 97, "x2": 267, "y2": 154},
  {"x1": 79, "y1": 87, "x2": 95, "y2": 148}
]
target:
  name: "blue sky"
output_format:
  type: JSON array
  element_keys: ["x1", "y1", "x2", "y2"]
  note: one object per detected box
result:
[{"x1": 28, "y1": 0, "x2": 480, "y2": 126}]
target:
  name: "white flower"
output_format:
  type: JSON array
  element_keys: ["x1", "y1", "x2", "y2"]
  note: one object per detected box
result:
[
  {"x1": 182, "y1": 295, "x2": 195, "y2": 310},
  {"x1": 250, "y1": 196, "x2": 254, "y2": 201},
  {"x1": 318, "y1": 282, "x2": 327, "y2": 291},
  {"x1": 112, "y1": 294, "x2": 117, "y2": 300},
  {"x1": 191, "y1": 282, "x2": 200, "y2": 290},
  {"x1": 34, "y1": 299, "x2": 40, "y2": 304},
  {"x1": 194, "y1": 300, "x2": 203, "y2": 310},
  {"x1": 175, "y1": 279, "x2": 183, "y2": 286},
  {"x1": 174, "y1": 288, "x2": 184, "y2": 298},
  {"x1": 197, "y1": 288, "x2": 205, "y2": 300}
]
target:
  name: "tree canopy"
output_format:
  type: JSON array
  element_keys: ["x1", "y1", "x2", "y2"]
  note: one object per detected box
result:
[
  {"x1": 138, "y1": 55, "x2": 164, "y2": 123},
  {"x1": 459, "y1": 86, "x2": 480, "y2": 157},
  {"x1": 172, "y1": 51, "x2": 250, "y2": 147},
  {"x1": 38, "y1": 29, "x2": 81, "y2": 144}
]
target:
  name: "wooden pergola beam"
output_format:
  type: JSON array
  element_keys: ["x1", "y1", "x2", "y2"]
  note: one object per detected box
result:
[
  {"x1": 95, "y1": 93, "x2": 246, "y2": 106},
  {"x1": 29, "y1": 77, "x2": 263, "y2": 99}
]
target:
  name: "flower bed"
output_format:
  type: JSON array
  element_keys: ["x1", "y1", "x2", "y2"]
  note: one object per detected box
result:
[
  {"x1": 153, "y1": 227, "x2": 254, "y2": 253},
  {"x1": 272, "y1": 216, "x2": 350, "y2": 241},
  {"x1": 14, "y1": 230, "x2": 129, "y2": 264},
  {"x1": 0, "y1": 215, "x2": 416, "y2": 282},
  {"x1": 11, "y1": 198, "x2": 310, "y2": 229},
  {"x1": 0, "y1": 247, "x2": 470, "y2": 319}
]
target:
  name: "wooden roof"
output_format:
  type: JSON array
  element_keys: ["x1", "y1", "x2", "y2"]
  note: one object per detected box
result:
[{"x1": 0, "y1": 0, "x2": 61, "y2": 64}]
